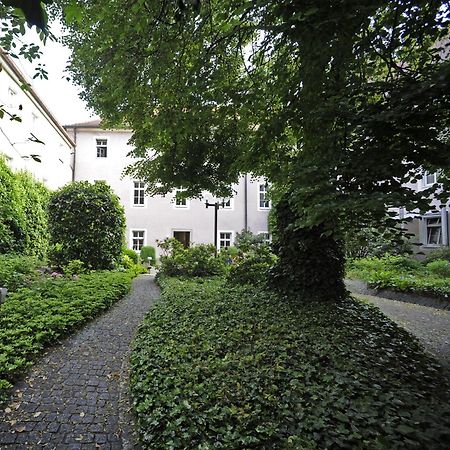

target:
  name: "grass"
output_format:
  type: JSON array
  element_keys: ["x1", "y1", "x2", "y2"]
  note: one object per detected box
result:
[
  {"x1": 131, "y1": 276, "x2": 450, "y2": 449},
  {"x1": 0, "y1": 269, "x2": 136, "y2": 401}
]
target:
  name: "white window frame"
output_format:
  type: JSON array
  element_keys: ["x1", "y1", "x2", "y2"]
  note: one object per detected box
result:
[
  {"x1": 173, "y1": 190, "x2": 190, "y2": 209},
  {"x1": 258, "y1": 183, "x2": 271, "y2": 210},
  {"x1": 132, "y1": 181, "x2": 146, "y2": 207},
  {"x1": 258, "y1": 231, "x2": 271, "y2": 244},
  {"x1": 218, "y1": 230, "x2": 234, "y2": 250},
  {"x1": 95, "y1": 137, "x2": 108, "y2": 158},
  {"x1": 422, "y1": 215, "x2": 443, "y2": 247},
  {"x1": 130, "y1": 229, "x2": 146, "y2": 252},
  {"x1": 421, "y1": 170, "x2": 437, "y2": 188},
  {"x1": 221, "y1": 197, "x2": 234, "y2": 210}
]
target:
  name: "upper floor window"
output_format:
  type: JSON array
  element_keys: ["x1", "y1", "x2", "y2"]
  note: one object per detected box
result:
[
  {"x1": 425, "y1": 216, "x2": 442, "y2": 246},
  {"x1": 422, "y1": 171, "x2": 437, "y2": 187},
  {"x1": 222, "y1": 198, "x2": 233, "y2": 209},
  {"x1": 174, "y1": 190, "x2": 189, "y2": 208},
  {"x1": 258, "y1": 183, "x2": 270, "y2": 209},
  {"x1": 133, "y1": 181, "x2": 145, "y2": 206},
  {"x1": 96, "y1": 138, "x2": 108, "y2": 158},
  {"x1": 132, "y1": 230, "x2": 145, "y2": 251}
]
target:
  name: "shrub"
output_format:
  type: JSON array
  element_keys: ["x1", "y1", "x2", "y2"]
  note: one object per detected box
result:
[
  {"x1": 158, "y1": 239, "x2": 225, "y2": 277},
  {"x1": 123, "y1": 248, "x2": 139, "y2": 265},
  {"x1": 426, "y1": 259, "x2": 450, "y2": 278},
  {"x1": 140, "y1": 246, "x2": 156, "y2": 265},
  {"x1": 227, "y1": 246, "x2": 277, "y2": 286},
  {"x1": 0, "y1": 254, "x2": 42, "y2": 292},
  {"x1": 0, "y1": 270, "x2": 135, "y2": 401},
  {"x1": 426, "y1": 247, "x2": 450, "y2": 264},
  {"x1": 48, "y1": 181, "x2": 126, "y2": 269},
  {"x1": 63, "y1": 259, "x2": 87, "y2": 277},
  {"x1": 131, "y1": 277, "x2": 450, "y2": 449},
  {"x1": 0, "y1": 158, "x2": 49, "y2": 257},
  {"x1": 234, "y1": 229, "x2": 267, "y2": 253}
]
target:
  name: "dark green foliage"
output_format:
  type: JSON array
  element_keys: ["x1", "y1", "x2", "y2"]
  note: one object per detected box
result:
[
  {"x1": 48, "y1": 181, "x2": 126, "y2": 269},
  {"x1": 234, "y1": 229, "x2": 267, "y2": 253},
  {"x1": 347, "y1": 255, "x2": 450, "y2": 299},
  {"x1": 158, "y1": 238, "x2": 225, "y2": 277},
  {"x1": 227, "y1": 246, "x2": 276, "y2": 287},
  {"x1": 270, "y1": 196, "x2": 346, "y2": 301},
  {"x1": 139, "y1": 246, "x2": 156, "y2": 265},
  {"x1": 0, "y1": 158, "x2": 49, "y2": 258},
  {"x1": 123, "y1": 248, "x2": 139, "y2": 265},
  {"x1": 0, "y1": 254, "x2": 42, "y2": 292},
  {"x1": 344, "y1": 227, "x2": 413, "y2": 259},
  {"x1": 0, "y1": 270, "x2": 135, "y2": 401},
  {"x1": 131, "y1": 277, "x2": 450, "y2": 449},
  {"x1": 426, "y1": 247, "x2": 450, "y2": 264}
]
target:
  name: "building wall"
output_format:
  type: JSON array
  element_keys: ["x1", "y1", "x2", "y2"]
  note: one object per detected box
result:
[
  {"x1": 68, "y1": 126, "x2": 270, "y2": 256},
  {"x1": 0, "y1": 52, "x2": 74, "y2": 190}
]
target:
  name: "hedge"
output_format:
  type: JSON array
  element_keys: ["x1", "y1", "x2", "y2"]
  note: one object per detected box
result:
[
  {"x1": 0, "y1": 254, "x2": 43, "y2": 292},
  {"x1": 131, "y1": 277, "x2": 450, "y2": 449},
  {"x1": 0, "y1": 270, "x2": 135, "y2": 401}
]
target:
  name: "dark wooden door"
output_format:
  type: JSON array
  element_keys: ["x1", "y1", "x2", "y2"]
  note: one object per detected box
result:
[{"x1": 173, "y1": 231, "x2": 191, "y2": 248}]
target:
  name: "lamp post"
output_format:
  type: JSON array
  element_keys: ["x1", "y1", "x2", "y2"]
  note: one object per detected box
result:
[{"x1": 205, "y1": 199, "x2": 225, "y2": 255}]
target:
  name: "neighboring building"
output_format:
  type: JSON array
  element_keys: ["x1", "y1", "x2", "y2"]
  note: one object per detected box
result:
[
  {"x1": 0, "y1": 49, "x2": 74, "y2": 189},
  {"x1": 65, "y1": 121, "x2": 270, "y2": 256}
]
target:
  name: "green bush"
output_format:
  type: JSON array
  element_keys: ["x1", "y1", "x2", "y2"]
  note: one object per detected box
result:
[
  {"x1": 234, "y1": 229, "x2": 267, "y2": 253},
  {"x1": 0, "y1": 254, "x2": 43, "y2": 292},
  {"x1": 426, "y1": 259, "x2": 450, "y2": 278},
  {"x1": 123, "y1": 248, "x2": 139, "y2": 265},
  {"x1": 426, "y1": 247, "x2": 450, "y2": 264},
  {"x1": 347, "y1": 255, "x2": 421, "y2": 280},
  {"x1": 0, "y1": 270, "x2": 135, "y2": 401},
  {"x1": 227, "y1": 246, "x2": 277, "y2": 286},
  {"x1": 158, "y1": 239, "x2": 225, "y2": 277},
  {"x1": 48, "y1": 181, "x2": 126, "y2": 269},
  {"x1": 0, "y1": 158, "x2": 50, "y2": 258},
  {"x1": 131, "y1": 277, "x2": 450, "y2": 449},
  {"x1": 140, "y1": 246, "x2": 156, "y2": 265},
  {"x1": 63, "y1": 259, "x2": 87, "y2": 277}
]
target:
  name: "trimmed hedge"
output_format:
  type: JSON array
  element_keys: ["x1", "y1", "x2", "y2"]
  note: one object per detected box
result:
[
  {"x1": 131, "y1": 277, "x2": 450, "y2": 449},
  {"x1": 0, "y1": 254, "x2": 43, "y2": 292},
  {"x1": 0, "y1": 270, "x2": 135, "y2": 401}
]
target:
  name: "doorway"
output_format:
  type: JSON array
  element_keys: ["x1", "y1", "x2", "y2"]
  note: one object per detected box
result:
[{"x1": 173, "y1": 231, "x2": 191, "y2": 248}]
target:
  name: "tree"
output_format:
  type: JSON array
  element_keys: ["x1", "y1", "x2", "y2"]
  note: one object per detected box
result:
[
  {"x1": 48, "y1": 181, "x2": 126, "y2": 269},
  {"x1": 61, "y1": 1, "x2": 450, "y2": 299}
]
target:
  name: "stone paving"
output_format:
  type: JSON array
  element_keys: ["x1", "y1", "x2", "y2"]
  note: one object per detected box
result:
[{"x1": 0, "y1": 274, "x2": 159, "y2": 450}]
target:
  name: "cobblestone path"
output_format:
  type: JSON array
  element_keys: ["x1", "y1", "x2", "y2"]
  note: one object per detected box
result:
[
  {"x1": 0, "y1": 274, "x2": 159, "y2": 450},
  {"x1": 353, "y1": 293, "x2": 450, "y2": 370}
]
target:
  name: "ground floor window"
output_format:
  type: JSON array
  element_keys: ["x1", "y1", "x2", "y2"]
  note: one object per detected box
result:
[
  {"x1": 219, "y1": 231, "x2": 233, "y2": 249},
  {"x1": 132, "y1": 230, "x2": 145, "y2": 251},
  {"x1": 425, "y1": 217, "x2": 442, "y2": 245},
  {"x1": 258, "y1": 232, "x2": 271, "y2": 244}
]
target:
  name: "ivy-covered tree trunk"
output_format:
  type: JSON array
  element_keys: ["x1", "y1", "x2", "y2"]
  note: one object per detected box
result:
[{"x1": 270, "y1": 195, "x2": 346, "y2": 301}]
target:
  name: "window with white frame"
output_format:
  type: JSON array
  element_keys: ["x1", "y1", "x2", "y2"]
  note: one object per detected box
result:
[
  {"x1": 219, "y1": 231, "x2": 233, "y2": 249},
  {"x1": 258, "y1": 232, "x2": 271, "y2": 244},
  {"x1": 222, "y1": 197, "x2": 233, "y2": 209},
  {"x1": 425, "y1": 217, "x2": 442, "y2": 246},
  {"x1": 174, "y1": 190, "x2": 188, "y2": 208},
  {"x1": 422, "y1": 171, "x2": 437, "y2": 187},
  {"x1": 133, "y1": 181, "x2": 145, "y2": 206},
  {"x1": 132, "y1": 230, "x2": 145, "y2": 251},
  {"x1": 96, "y1": 138, "x2": 108, "y2": 158},
  {"x1": 258, "y1": 183, "x2": 270, "y2": 209}
]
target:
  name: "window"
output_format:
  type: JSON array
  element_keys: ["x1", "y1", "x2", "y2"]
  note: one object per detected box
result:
[
  {"x1": 425, "y1": 217, "x2": 442, "y2": 246},
  {"x1": 258, "y1": 232, "x2": 271, "y2": 244},
  {"x1": 422, "y1": 171, "x2": 437, "y2": 187},
  {"x1": 96, "y1": 138, "x2": 108, "y2": 158},
  {"x1": 174, "y1": 190, "x2": 189, "y2": 208},
  {"x1": 222, "y1": 198, "x2": 233, "y2": 209},
  {"x1": 219, "y1": 231, "x2": 233, "y2": 249},
  {"x1": 258, "y1": 183, "x2": 270, "y2": 209},
  {"x1": 133, "y1": 181, "x2": 145, "y2": 206},
  {"x1": 132, "y1": 230, "x2": 145, "y2": 251}
]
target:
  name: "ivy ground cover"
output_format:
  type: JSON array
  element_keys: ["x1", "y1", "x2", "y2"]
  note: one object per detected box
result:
[
  {"x1": 131, "y1": 277, "x2": 450, "y2": 449},
  {"x1": 0, "y1": 270, "x2": 135, "y2": 401}
]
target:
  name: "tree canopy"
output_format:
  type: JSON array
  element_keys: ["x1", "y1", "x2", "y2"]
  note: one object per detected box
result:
[{"x1": 61, "y1": 1, "x2": 450, "y2": 234}]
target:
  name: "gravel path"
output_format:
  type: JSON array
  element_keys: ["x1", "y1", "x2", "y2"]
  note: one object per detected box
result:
[
  {"x1": 353, "y1": 293, "x2": 450, "y2": 370},
  {"x1": 0, "y1": 274, "x2": 159, "y2": 450}
]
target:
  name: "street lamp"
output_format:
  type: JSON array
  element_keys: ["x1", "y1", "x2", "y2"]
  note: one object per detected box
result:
[{"x1": 205, "y1": 199, "x2": 225, "y2": 255}]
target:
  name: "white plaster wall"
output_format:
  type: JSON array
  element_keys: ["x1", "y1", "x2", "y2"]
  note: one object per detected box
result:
[
  {"x1": 0, "y1": 57, "x2": 73, "y2": 189},
  {"x1": 70, "y1": 127, "x2": 270, "y2": 257}
]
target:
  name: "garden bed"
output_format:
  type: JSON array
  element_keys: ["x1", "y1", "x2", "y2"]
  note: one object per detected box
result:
[
  {"x1": 131, "y1": 277, "x2": 450, "y2": 449},
  {"x1": 0, "y1": 269, "x2": 136, "y2": 401}
]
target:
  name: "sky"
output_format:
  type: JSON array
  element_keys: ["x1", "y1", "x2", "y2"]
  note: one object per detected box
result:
[{"x1": 15, "y1": 20, "x2": 97, "y2": 126}]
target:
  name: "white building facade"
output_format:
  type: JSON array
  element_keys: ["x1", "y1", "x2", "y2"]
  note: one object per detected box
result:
[
  {"x1": 65, "y1": 121, "x2": 270, "y2": 256},
  {"x1": 0, "y1": 49, "x2": 74, "y2": 189}
]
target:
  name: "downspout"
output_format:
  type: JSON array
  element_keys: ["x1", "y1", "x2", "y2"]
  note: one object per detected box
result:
[
  {"x1": 244, "y1": 174, "x2": 248, "y2": 231},
  {"x1": 441, "y1": 206, "x2": 448, "y2": 246},
  {"x1": 71, "y1": 126, "x2": 77, "y2": 182}
]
